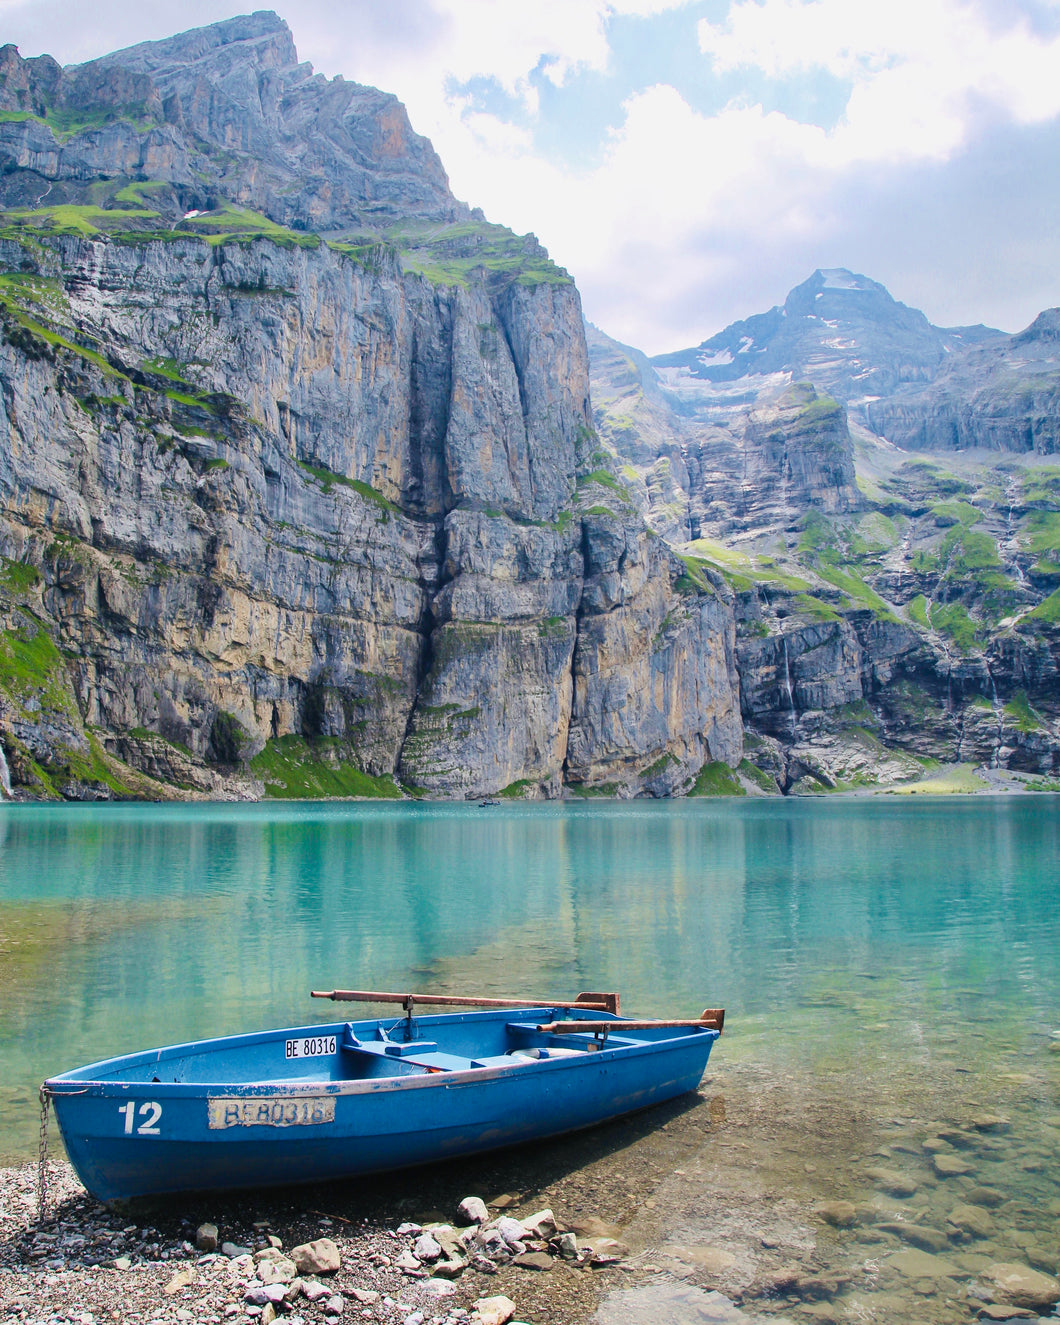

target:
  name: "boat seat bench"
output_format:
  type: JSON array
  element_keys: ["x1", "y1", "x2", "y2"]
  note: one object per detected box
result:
[
  {"x1": 341, "y1": 1035, "x2": 518, "y2": 1074},
  {"x1": 337, "y1": 1022, "x2": 643, "y2": 1075}
]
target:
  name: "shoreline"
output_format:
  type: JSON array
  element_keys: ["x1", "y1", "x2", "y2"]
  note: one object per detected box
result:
[
  {"x1": 1, "y1": 762, "x2": 1058, "y2": 808},
  {"x1": 5, "y1": 1052, "x2": 1059, "y2": 1325},
  {"x1": 0, "y1": 1087, "x2": 724, "y2": 1325}
]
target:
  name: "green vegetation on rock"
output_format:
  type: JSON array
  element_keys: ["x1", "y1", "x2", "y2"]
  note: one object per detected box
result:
[
  {"x1": 814, "y1": 561, "x2": 896, "y2": 620},
  {"x1": 931, "y1": 501, "x2": 981, "y2": 528},
  {"x1": 0, "y1": 558, "x2": 41, "y2": 592},
  {"x1": 249, "y1": 735, "x2": 402, "y2": 799},
  {"x1": 738, "y1": 758, "x2": 779, "y2": 793},
  {"x1": 297, "y1": 460, "x2": 400, "y2": 513},
  {"x1": 1024, "y1": 510, "x2": 1060, "y2": 576},
  {"x1": 389, "y1": 219, "x2": 571, "y2": 290},
  {"x1": 640, "y1": 751, "x2": 678, "y2": 780},
  {"x1": 891, "y1": 764, "x2": 989, "y2": 795},
  {"x1": 178, "y1": 204, "x2": 320, "y2": 249},
  {"x1": 908, "y1": 595, "x2": 930, "y2": 629},
  {"x1": 688, "y1": 761, "x2": 745, "y2": 796},
  {"x1": 928, "y1": 601, "x2": 981, "y2": 652},
  {"x1": 1025, "y1": 589, "x2": 1060, "y2": 624},
  {"x1": 1020, "y1": 468, "x2": 1060, "y2": 504},
  {"x1": 791, "y1": 594, "x2": 841, "y2": 622},
  {"x1": 1, "y1": 203, "x2": 158, "y2": 238},
  {"x1": 1004, "y1": 690, "x2": 1042, "y2": 732},
  {"x1": 0, "y1": 617, "x2": 75, "y2": 717},
  {"x1": 675, "y1": 556, "x2": 715, "y2": 595},
  {"x1": 498, "y1": 778, "x2": 536, "y2": 799}
]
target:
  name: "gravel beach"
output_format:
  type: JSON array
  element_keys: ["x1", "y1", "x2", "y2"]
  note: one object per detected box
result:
[
  {"x1": 0, "y1": 1090, "x2": 710, "y2": 1325},
  {"x1": 0, "y1": 1158, "x2": 612, "y2": 1325},
  {"x1": 4, "y1": 1061, "x2": 1060, "y2": 1325}
]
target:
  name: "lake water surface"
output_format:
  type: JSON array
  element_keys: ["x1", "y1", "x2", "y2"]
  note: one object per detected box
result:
[{"x1": 1, "y1": 798, "x2": 1058, "y2": 1323}]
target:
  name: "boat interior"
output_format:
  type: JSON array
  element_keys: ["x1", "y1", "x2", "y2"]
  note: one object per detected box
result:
[{"x1": 52, "y1": 1008, "x2": 697, "y2": 1086}]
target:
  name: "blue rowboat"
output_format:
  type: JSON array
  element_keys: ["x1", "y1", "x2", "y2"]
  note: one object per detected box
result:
[{"x1": 44, "y1": 991, "x2": 723, "y2": 1205}]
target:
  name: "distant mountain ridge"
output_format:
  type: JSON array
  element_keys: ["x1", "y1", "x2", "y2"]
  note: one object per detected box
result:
[
  {"x1": 867, "y1": 307, "x2": 1060, "y2": 454},
  {"x1": 590, "y1": 270, "x2": 1060, "y2": 791},
  {"x1": 652, "y1": 267, "x2": 1000, "y2": 406}
]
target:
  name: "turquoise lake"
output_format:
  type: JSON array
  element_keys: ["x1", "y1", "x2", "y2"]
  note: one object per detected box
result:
[{"x1": 1, "y1": 797, "x2": 1059, "y2": 1323}]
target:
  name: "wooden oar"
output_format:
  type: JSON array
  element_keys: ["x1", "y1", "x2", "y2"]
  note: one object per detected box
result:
[
  {"x1": 311, "y1": 989, "x2": 621, "y2": 1014},
  {"x1": 537, "y1": 1008, "x2": 725, "y2": 1034}
]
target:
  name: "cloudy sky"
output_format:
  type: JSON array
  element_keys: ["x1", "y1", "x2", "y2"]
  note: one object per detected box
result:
[{"x1": 4, "y1": 0, "x2": 1060, "y2": 353}]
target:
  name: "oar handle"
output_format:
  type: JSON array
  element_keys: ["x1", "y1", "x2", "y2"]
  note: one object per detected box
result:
[
  {"x1": 538, "y1": 1010, "x2": 724, "y2": 1034},
  {"x1": 311, "y1": 989, "x2": 621, "y2": 1014}
]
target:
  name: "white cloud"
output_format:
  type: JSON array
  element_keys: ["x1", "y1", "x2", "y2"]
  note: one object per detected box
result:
[
  {"x1": 4, "y1": 0, "x2": 1060, "y2": 349},
  {"x1": 698, "y1": 0, "x2": 1060, "y2": 162},
  {"x1": 301, "y1": 0, "x2": 1060, "y2": 349}
]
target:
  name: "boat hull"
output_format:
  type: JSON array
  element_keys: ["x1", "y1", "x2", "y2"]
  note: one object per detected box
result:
[{"x1": 45, "y1": 1008, "x2": 719, "y2": 1203}]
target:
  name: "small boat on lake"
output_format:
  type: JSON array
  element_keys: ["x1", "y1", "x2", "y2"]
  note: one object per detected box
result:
[{"x1": 44, "y1": 989, "x2": 723, "y2": 1204}]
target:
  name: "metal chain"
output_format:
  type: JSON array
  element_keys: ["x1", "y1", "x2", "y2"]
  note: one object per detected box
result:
[{"x1": 36, "y1": 1086, "x2": 50, "y2": 1225}]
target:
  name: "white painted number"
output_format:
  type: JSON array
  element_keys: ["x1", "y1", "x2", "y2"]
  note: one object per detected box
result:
[
  {"x1": 285, "y1": 1035, "x2": 337, "y2": 1060},
  {"x1": 138, "y1": 1101, "x2": 162, "y2": 1134},
  {"x1": 118, "y1": 1101, "x2": 163, "y2": 1136}
]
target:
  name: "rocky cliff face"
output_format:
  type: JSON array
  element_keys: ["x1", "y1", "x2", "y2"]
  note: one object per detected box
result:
[
  {"x1": 590, "y1": 275, "x2": 1060, "y2": 792},
  {"x1": 589, "y1": 323, "x2": 861, "y2": 545},
  {"x1": 0, "y1": 12, "x2": 460, "y2": 230},
  {"x1": 867, "y1": 310, "x2": 1060, "y2": 455},
  {"x1": 0, "y1": 17, "x2": 743, "y2": 802}
]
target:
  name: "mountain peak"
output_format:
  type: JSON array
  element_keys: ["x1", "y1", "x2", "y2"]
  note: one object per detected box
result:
[
  {"x1": 782, "y1": 268, "x2": 897, "y2": 320},
  {"x1": 91, "y1": 11, "x2": 297, "y2": 78},
  {"x1": 0, "y1": 12, "x2": 461, "y2": 232},
  {"x1": 816, "y1": 268, "x2": 881, "y2": 292},
  {"x1": 1015, "y1": 307, "x2": 1060, "y2": 344},
  {"x1": 651, "y1": 269, "x2": 966, "y2": 400}
]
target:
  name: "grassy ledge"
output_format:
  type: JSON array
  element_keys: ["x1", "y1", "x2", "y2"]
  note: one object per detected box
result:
[
  {"x1": 249, "y1": 735, "x2": 402, "y2": 800},
  {"x1": 688, "y1": 761, "x2": 746, "y2": 797},
  {"x1": 297, "y1": 460, "x2": 400, "y2": 514}
]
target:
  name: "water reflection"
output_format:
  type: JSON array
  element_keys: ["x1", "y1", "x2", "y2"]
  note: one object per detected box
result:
[{"x1": 1, "y1": 799, "x2": 1058, "y2": 1157}]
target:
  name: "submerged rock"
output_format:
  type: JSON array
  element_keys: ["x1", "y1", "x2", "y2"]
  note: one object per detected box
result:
[
  {"x1": 889, "y1": 1248, "x2": 961, "y2": 1278},
  {"x1": 933, "y1": 1153, "x2": 974, "y2": 1177},
  {"x1": 948, "y1": 1203, "x2": 995, "y2": 1240},
  {"x1": 814, "y1": 1200, "x2": 857, "y2": 1228},
  {"x1": 981, "y1": 1262, "x2": 1060, "y2": 1311},
  {"x1": 866, "y1": 1167, "x2": 918, "y2": 1198}
]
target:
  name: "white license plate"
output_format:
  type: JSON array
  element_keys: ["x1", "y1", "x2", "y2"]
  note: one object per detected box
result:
[
  {"x1": 285, "y1": 1035, "x2": 337, "y2": 1060},
  {"x1": 207, "y1": 1096, "x2": 336, "y2": 1129}
]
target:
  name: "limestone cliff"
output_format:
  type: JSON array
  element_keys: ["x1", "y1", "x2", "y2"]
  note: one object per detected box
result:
[{"x1": 0, "y1": 17, "x2": 742, "y2": 802}]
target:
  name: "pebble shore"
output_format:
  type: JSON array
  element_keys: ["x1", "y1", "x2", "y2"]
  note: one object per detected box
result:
[
  {"x1": 4, "y1": 1065, "x2": 1060, "y2": 1325},
  {"x1": 0, "y1": 1160, "x2": 624, "y2": 1325}
]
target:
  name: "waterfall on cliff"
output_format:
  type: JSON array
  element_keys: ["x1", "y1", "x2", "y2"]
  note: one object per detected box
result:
[
  {"x1": 988, "y1": 672, "x2": 1003, "y2": 770},
  {"x1": 781, "y1": 638, "x2": 797, "y2": 739},
  {"x1": 0, "y1": 743, "x2": 11, "y2": 800}
]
